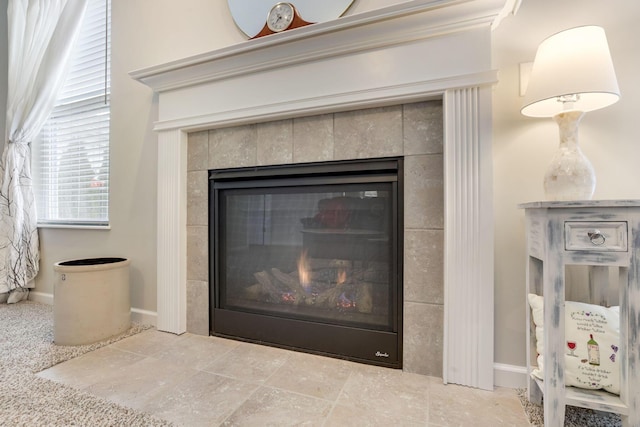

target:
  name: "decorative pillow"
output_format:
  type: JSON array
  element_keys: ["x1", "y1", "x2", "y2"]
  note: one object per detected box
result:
[{"x1": 527, "y1": 293, "x2": 620, "y2": 394}]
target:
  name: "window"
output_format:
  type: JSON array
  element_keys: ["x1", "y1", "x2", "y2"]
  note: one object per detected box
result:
[{"x1": 33, "y1": 0, "x2": 111, "y2": 226}]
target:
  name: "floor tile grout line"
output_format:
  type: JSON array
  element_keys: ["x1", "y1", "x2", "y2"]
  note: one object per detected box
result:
[
  {"x1": 260, "y1": 347, "x2": 294, "y2": 385},
  {"x1": 322, "y1": 368, "x2": 356, "y2": 426},
  {"x1": 196, "y1": 368, "x2": 264, "y2": 388},
  {"x1": 259, "y1": 383, "x2": 338, "y2": 405},
  {"x1": 217, "y1": 381, "x2": 265, "y2": 426}
]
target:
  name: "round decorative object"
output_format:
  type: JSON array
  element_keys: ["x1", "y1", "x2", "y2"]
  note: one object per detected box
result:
[
  {"x1": 228, "y1": 0, "x2": 355, "y2": 39},
  {"x1": 252, "y1": 2, "x2": 313, "y2": 39},
  {"x1": 267, "y1": 3, "x2": 295, "y2": 33}
]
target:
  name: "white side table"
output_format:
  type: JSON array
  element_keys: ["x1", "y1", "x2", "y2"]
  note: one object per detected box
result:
[{"x1": 519, "y1": 200, "x2": 640, "y2": 427}]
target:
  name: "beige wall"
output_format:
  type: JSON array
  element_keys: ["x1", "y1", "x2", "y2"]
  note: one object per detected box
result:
[
  {"x1": 35, "y1": 0, "x2": 243, "y2": 310},
  {"x1": 0, "y1": 0, "x2": 638, "y2": 375},
  {"x1": 492, "y1": 0, "x2": 640, "y2": 367},
  {"x1": 32, "y1": 0, "x2": 408, "y2": 311}
]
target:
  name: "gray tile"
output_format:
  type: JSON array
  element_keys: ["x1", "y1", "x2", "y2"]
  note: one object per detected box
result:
[
  {"x1": 257, "y1": 119, "x2": 293, "y2": 165},
  {"x1": 187, "y1": 170, "x2": 207, "y2": 226},
  {"x1": 293, "y1": 114, "x2": 334, "y2": 162},
  {"x1": 428, "y1": 379, "x2": 530, "y2": 426},
  {"x1": 36, "y1": 346, "x2": 145, "y2": 389},
  {"x1": 267, "y1": 351, "x2": 354, "y2": 400},
  {"x1": 403, "y1": 301, "x2": 443, "y2": 377},
  {"x1": 202, "y1": 341, "x2": 291, "y2": 383},
  {"x1": 209, "y1": 124, "x2": 257, "y2": 169},
  {"x1": 187, "y1": 280, "x2": 209, "y2": 335},
  {"x1": 404, "y1": 154, "x2": 444, "y2": 229},
  {"x1": 326, "y1": 403, "x2": 425, "y2": 427},
  {"x1": 109, "y1": 329, "x2": 188, "y2": 357},
  {"x1": 187, "y1": 226, "x2": 208, "y2": 282},
  {"x1": 403, "y1": 100, "x2": 443, "y2": 155},
  {"x1": 141, "y1": 370, "x2": 258, "y2": 426},
  {"x1": 83, "y1": 356, "x2": 193, "y2": 411},
  {"x1": 334, "y1": 105, "x2": 403, "y2": 160},
  {"x1": 153, "y1": 334, "x2": 238, "y2": 371},
  {"x1": 222, "y1": 386, "x2": 332, "y2": 426},
  {"x1": 338, "y1": 363, "x2": 430, "y2": 424},
  {"x1": 42, "y1": 324, "x2": 531, "y2": 427},
  {"x1": 188, "y1": 130, "x2": 209, "y2": 171},
  {"x1": 404, "y1": 229, "x2": 444, "y2": 304}
]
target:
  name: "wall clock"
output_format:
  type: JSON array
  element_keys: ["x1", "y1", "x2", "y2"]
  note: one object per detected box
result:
[{"x1": 228, "y1": 0, "x2": 355, "y2": 39}]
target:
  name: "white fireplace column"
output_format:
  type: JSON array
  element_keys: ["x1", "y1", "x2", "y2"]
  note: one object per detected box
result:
[
  {"x1": 443, "y1": 86, "x2": 494, "y2": 389},
  {"x1": 133, "y1": 0, "x2": 519, "y2": 390},
  {"x1": 156, "y1": 128, "x2": 188, "y2": 333}
]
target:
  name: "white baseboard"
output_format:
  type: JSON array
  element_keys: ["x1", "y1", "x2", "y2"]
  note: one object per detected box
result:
[
  {"x1": 27, "y1": 291, "x2": 157, "y2": 327},
  {"x1": 28, "y1": 291, "x2": 53, "y2": 305},
  {"x1": 494, "y1": 363, "x2": 527, "y2": 389},
  {"x1": 131, "y1": 308, "x2": 157, "y2": 327}
]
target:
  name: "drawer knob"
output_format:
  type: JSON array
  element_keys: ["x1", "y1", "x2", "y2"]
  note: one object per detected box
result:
[{"x1": 587, "y1": 229, "x2": 606, "y2": 246}]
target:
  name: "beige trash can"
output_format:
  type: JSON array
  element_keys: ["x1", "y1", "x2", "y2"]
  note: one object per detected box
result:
[{"x1": 53, "y1": 257, "x2": 131, "y2": 346}]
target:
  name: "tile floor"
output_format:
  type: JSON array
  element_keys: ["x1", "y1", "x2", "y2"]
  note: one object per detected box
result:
[{"x1": 37, "y1": 330, "x2": 531, "y2": 426}]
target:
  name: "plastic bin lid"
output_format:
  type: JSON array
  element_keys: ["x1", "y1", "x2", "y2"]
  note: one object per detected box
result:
[{"x1": 57, "y1": 257, "x2": 127, "y2": 266}]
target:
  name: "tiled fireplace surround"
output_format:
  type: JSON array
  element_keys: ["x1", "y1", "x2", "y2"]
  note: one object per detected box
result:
[
  {"x1": 185, "y1": 101, "x2": 445, "y2": 376},
  {"x1": 132, "y1": 0, "x2": 512, "y2": 391}
]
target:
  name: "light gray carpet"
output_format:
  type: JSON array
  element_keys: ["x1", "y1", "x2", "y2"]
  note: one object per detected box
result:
[
  {"x1": 0, "y1": 300, "x2": 173, "y2": 426},
  {"x1": 517, "y1": 388, "x2": 622, "y2": 426}
]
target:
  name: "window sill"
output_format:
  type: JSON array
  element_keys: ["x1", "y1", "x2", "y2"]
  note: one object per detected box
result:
[{"x1": 37, "y1": 223, "x2": 111, "y2": 230}]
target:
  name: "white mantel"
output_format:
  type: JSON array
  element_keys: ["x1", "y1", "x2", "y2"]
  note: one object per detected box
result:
[{"x1": 131, "y1": 0, "x2": 519, "y2": 390}]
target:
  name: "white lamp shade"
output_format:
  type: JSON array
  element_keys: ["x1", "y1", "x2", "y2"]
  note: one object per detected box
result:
[{"x1": 521, "y1": 26, "x2": 620, "y2": 117}]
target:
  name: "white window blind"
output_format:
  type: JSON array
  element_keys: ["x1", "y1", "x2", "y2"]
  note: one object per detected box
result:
[{"x1": 34, "y1": 0, "x2": 111, "y2": 226}]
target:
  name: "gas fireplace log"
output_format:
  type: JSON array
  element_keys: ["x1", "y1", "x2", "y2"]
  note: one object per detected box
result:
[
  {"x1": 314, "y1": 284, "x2": 344, "y2": 307},
  {"x1": 356, "y1": 282, "x2": 373, "y2": 313},
  {"x1": 270, "y1": 268, "x2": 308, "y2": 295},
  {"x1": 245, "y1": 283, "x2": 262, "y2": 300},
  {"x1": 269, "y1": 268, "x2": 308, "y2": 305},
  {"x1": 253, "y1": 271, "x2": 283, "y2": 301}
]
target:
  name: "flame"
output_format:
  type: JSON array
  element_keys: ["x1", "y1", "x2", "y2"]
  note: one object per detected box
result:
[
  {"x1": 337, "y1": 268, "x2": 347, "y2": 285},
  {"x1": 297, "y1": 249, "x2": 311, "y2": 289}
]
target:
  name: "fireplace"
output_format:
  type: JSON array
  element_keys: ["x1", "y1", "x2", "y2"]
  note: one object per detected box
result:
[
  {"x1": 132, "y1": 0, "x2": 514, "y2": 390},
  {"x1": 210, "y1": 158, "x2": 403, "y2": 367}
]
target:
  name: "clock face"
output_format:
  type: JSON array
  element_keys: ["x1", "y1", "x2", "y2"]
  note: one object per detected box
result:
[
  {"x1": 228, "y1": 0, "x2": 355, "y2": 38},
  {"x1": 267, "y1": 3, "x2": 294, "y2": 33}
]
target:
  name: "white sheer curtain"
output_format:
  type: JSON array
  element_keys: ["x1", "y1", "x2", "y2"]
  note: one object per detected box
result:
[{"x1": 0, "y1": 0, "x2": 88, "y2": 301}]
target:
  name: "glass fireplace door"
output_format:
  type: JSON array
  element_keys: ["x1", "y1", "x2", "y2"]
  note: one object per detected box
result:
[
  {"x1": 219, "y1": 183, "x2": 393, "y2": 331},
  {"x1": 210, "y1": 158, "x2": 402, "y2": 367}
]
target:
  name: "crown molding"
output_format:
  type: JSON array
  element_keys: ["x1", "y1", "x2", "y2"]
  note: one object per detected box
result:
[{"x1": 131, "y1": 0, "x2": 513, "y2": 93}]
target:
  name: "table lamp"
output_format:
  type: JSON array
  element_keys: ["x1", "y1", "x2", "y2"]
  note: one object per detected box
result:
[{"x1": 521, "y1": 26, "x2": 620, "y2": 200}]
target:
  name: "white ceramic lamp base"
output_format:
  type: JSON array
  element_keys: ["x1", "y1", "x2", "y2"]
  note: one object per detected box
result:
[{"x1": 544, "y1": 110, "x2": 595, "y2": 201}]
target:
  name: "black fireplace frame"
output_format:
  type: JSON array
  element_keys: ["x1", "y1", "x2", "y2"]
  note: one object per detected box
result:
[{"x1": 208, "y1": 157, "x2": 403, "y2": 368}]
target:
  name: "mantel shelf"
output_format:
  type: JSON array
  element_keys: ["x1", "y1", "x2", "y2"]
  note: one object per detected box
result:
[{"x1": 130, "y1": 0, "x2": 518, "y2": 94}]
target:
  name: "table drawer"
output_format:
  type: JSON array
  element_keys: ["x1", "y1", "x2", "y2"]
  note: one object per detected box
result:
[{"x1": 564, "y1": 221, "x2": 627, "y2": 251}]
